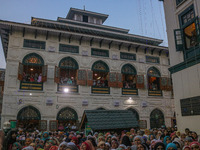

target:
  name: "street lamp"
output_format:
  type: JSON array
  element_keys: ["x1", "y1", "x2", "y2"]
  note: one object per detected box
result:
[{"x1": 64, "y1": 88, "x2": 69, "y2": 93}]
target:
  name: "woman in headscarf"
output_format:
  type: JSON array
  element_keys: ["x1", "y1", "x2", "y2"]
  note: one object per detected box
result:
[
  {"x1": 163, "y1": 136, "x2": 171, "y2": 146},
  {"x1": 172, "y1": 138, "x2": 183, "y2": 150},
  {"x1": 137, "y1": 143, "x2": 149, "y2": 150},
  {"x1": 133, "y1": 136, "x2": 144, "y2": 145},
  {"x1": 66, "y1": 144, "x2": 79, "y2": 150},
  {"x1": 121, "y1": 136, "x2": 131, "y2": 150},
  {"x1": 166, "y1": 143, "x2": 177, "y2": 150},
  {"x1": 131, "y1": 136, "x2": 145, "y2": 150},
  {"x1": 80, "y1": 140, "x2": 95, "y2": 150},
  {"x1": 42, "y1": 132, "x2": 50, "y2": 141},
  {"x1": 58, "y1": 141, "x2": 68, "y2": 150},
  {"x1": 189, "y1": 142, "x2": 200, "y2": 150},
  {"x1": 12, "y1": 142, "x2": 22, "y2": 150},
  {"x1": 4, "y1": 129, "x2": 17, "y2": 150},
  {"x1": 191, "y1": 132, "x2": 199, "y2": 142},
  {"x1": 87, "y1": 136, "x2": 97, "y2": 149},
  {"x1": 111, "y1": 139, "x2": 119, "y2": 150},
  {"x1": 71, "y1": 136, "x2": 81, "y2": 149},
  {"x1": 184, "y1": 137, "x2": 193, "y2": 146},
  {"x1": 153, "y1": 141, "x2": 165, "y2": 150},
  {"x1": 97, "y1": 141, "x2": 106, "y2": 150}
]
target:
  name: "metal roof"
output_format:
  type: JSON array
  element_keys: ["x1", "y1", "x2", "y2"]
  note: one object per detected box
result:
[{"x1": 80, "y1": 110, "x2": 138, "y2": 131}]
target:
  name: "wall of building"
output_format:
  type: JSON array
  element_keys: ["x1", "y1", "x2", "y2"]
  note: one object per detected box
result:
[
  {"x1": 1, "y1": 29, "x2": 174, "y2": 129},
  {"x1": 163, "y1": 0, "x2": 200, "y2": 134}
]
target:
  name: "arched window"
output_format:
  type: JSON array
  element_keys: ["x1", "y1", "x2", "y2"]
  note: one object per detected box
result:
[
  {"x1": 57, "y1": 107, "x2": 78, "y2": 121},
  {"x1": 150, "y1": 109, "x2": 165, "y2": 128},
  {"x1": 128, "y1": 108, "x2": 139, "y2": 121},
  {"x1": 18, "y1": 53, "x2": 47, "y2": 91},
  {"x1": 121, "y1": 64, "x2": 137, "y2": 89},
  {"x1": 147, "y1": 67, "x2": 161, "y2": 90},
  {"x1": 59, "y1": 57, "x2": 78, "y2": 86},
  {"x1": 17, "y1": 106, "x2": 41, "y2": 131},
  {"x1": 17, "y1": 106, "x2": 41, "y2": 120},
  {"x1": 92, "y1": 60, "x2": 109, "y2": 87}
]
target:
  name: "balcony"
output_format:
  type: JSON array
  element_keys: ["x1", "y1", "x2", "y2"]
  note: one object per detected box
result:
[
  {"x1": 20, "y1": 81, "x2": 43, "y2": 91},
  {"x1": 58, "y1": 84, "x2": 78, "y2": 93},
  {"x1": 122, "y1": 88, "x2": 138, "y2": 95},
  {"x1": 148, "y1": 89, "x2": 162, "y2": 96},
  {"x1": 91, "y1": 86, "x2": 110, "y2": 94}
]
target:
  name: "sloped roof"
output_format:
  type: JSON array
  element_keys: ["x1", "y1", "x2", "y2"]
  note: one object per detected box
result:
[{"x1": 80, "y1": 110, "x2": 138, "y2": 130}]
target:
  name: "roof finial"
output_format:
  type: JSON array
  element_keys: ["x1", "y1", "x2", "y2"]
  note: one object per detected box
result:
[{"x1": 83, "y1": 5, "x2": 85, "y2": 11}]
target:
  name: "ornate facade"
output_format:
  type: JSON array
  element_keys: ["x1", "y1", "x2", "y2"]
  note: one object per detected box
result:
[{"x1": 0, "y1": 8, "x2": 174, "y2": 130}]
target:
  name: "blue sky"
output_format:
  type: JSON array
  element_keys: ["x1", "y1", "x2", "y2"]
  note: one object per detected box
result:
[{"x1": 0, "y1": 0, "x2": 167, "y2": 69}]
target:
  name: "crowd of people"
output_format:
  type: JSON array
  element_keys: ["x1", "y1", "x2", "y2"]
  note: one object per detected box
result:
[
  {"x1": 0, "y1": 126, "x2": 200, "y2": 150},
  {"x1": 22, "y1": 72, "x2": 42, "y2": 83}
]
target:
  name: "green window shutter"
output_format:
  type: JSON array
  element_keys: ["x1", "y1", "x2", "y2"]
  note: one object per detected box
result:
[
  {"x1": 195, "y1": 17, "x2": 200, "y2": 43},
  {"x1": 174, "y1": 29, "x2": 184, "y2": 51}
]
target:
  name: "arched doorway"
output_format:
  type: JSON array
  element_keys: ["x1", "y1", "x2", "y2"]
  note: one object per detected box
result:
[
  {"x1": 128, "y1": 108, "x2": 139, "y2": 121},
  {"x1": 17, "y1": 106, "x2": 41, "y2": 131},
  {"x1": 150, "y1": 109, "x2": 165, "y2": 129},
  {"x1": 57, "y1": 107, "x2": 78, "y2": 131},
  {"x1": 121, "y1": 64, "x2": 137, "y2": 88}
]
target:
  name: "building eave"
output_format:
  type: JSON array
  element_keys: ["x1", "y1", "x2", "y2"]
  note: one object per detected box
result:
[{"x1": 0, "y1": 19, "x2": 168, "y2": 59}]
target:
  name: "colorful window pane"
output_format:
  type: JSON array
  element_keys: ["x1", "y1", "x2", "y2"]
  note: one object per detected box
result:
[
  {"x1": 59, "y1": 57, "x2": 78, "y2": 69},
  {"x1": 57, "y1": 107, "x2": 78, "y2": 120},
  {"x1": 92, "y1": 61, "x2": 109, "y2": 72},
  {"x1": 23, "y1": 53, "x2": 44, "y2": 66}
]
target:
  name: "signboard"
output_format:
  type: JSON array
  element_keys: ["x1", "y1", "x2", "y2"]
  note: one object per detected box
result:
[
  {"x1": 146, "y1": 56, "x2": 160, "y2": 64},
  {"x1": 138, "y1": 120, "x2": 147, "y2": 129},
  {"x1": 91, "y1": 48, "x2": 109, "y2": 57},
  {"x1": 120, "y1": 52, "x2": 136, "y2": 60},
  {"x1": 10, "y1": 121, "x2": 17, "y2": 129},
  {"x1": 85, "y1": 123, "x2": 92, "y2": 136}
]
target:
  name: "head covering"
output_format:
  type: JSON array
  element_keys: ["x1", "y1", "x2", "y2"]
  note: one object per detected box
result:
[
  {"x1": 164, "y1": 136, "x2": 171, "y2": 146},
  {"x1": 49, "y1": 146, "x2": 59, "y2": 150},
  {"x1": 72, "y1": 136, "x2": 79, "y2": 145},
  {"x1": 42, "y1": 132, "x2": 50, "y2": 141},
  {"x1": 172, "y1": 138, "x2": 184, "y2": 149},
  {"x1": 58, "y1": 141, "x2": 68, "y2": 150},
  {"x1": 13, "y1": 142, "x2": 22, "y2": 150},
  {"x1": 182, "y1": 146, "x2": 191, "y2": 150},
  {"x1": 133, "y1": 136, "x2": 144, "y2": 144},
  {"x1": 166, "y1": 143, "x2": 177, "y2": 150},
  {"x1": 185, "y1": 137, "x2": 193, "y2": 142},
  {"x1": 130, "y1": 145, "x2": 137, "y2": 150},
  {"x1": 83, "y1": 140, "x2": 95, "y2": 150},
  {"x1": 105, "y1": 142, "x2": 110, "y2": 147},
  {"x1": 119, "y1": 144, "x2": 127, "y2": 149},
  {"x1": 154, "y1": 142, "x2": 165, "y2": 150},
  {"x1": 98, "y1": 141, "x2": 106, "y2": 147},
  {"x1": 22, "y1": 146, "x2": 34, "y2": 150},
  {"x1": 66, "y1": 144, "x2": 79, "y2": 150},
  {"x1": 189, "y1": 141, "x2": 200, "y2": 148}
]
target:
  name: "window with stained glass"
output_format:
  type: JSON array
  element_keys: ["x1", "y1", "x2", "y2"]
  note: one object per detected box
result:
[
  {"x1": 57, "y1": 107, "x2": 78, "y2": 120},
  {"x1": 59, "y1": 57, "x2": 78, "y2": 86},
  {"x1": 17, "y1": 106, "x2": 41, "y2": 120},
  {"x1": 150, "y1": 109, "x2": 165, "y2": 129},
  {"x1": 147, "y1": 67, "x2": 161, "y2": 90},
  {"x1": 21, "y1": 53, "x2": 44, "y2": 84},
  {"x1": 121, "y1": 64, "x2": 137, "y2": 89},
  {"x1": 92, "y1": 61, "x2": 109, "y2": 87}
]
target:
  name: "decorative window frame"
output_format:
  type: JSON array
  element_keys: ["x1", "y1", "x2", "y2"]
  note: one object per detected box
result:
[{"x1": 23, "y1": 39, "x2": 46, "y2": 50}]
